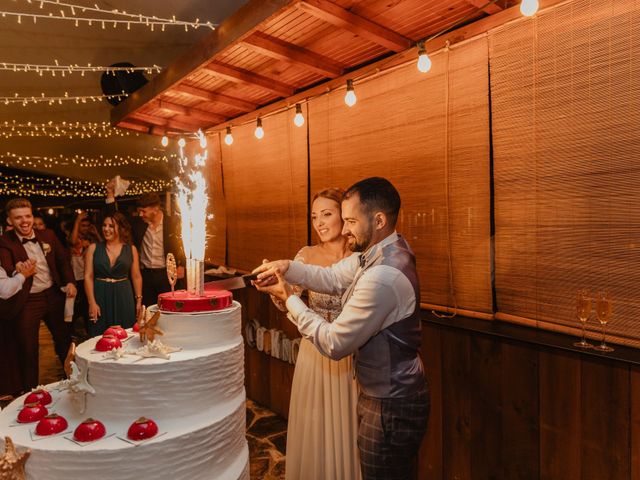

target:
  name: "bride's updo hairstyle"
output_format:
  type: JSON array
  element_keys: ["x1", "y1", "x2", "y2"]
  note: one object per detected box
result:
[{"x1": 312, "y1": 187, "x2": 345, "y2": 206}]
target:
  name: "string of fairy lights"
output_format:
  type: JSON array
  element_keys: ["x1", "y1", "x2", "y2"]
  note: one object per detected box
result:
[
  {"x1": 0, "y1": 91, "x2": 128, "y2": 105},
  {"x1": 1, "y1": 0, "x2": 540, "y2": 197},
  {"x1": 0, "y1": 172, "x2": 172, "y2": 197},
  {"x1": 1, "y1": 151, "x2": 177, "y2": 169},
  {"x1": 215, "y1": 0, "x2": 541, "y2": 147},
  {"x1": 1, "y1": 0, "x2": 215, "y2": 31},
  {"x1": 0, "y1": 61, "x2": 162, "y2": 77},
  {"x1": 0, "y1": 121, "x2": 140, "y2": 139}
]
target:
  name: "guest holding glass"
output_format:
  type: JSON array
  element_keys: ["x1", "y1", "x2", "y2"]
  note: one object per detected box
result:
[
  {"x1": 84, "y1": 212, "x2": 142, "y2": 337},
  {"x1": 269, "y1": 188, "x2": 360, "y2": 480}
]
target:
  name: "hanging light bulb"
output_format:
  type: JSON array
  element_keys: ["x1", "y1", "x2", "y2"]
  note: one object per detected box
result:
[
  {"x1": 47, "y1": 208, "x2": 54, "y2": 215},
  {"x1": 161, "y1": 135, "x2": 169, "y2": 147},
  {"x1": 344, "y1": 79, "x2": 357, "y2": 107},
  {"x1": 255, "y1": 118, "x2": 264, "y2": 139},
  {"x1": 417, "y1": 42, "x2": 432, "y2": 73},
  {"x1": 224, "y1": 126, "x2": 233, "y2": 145},
  {"x1": 199, "y1": 134, "x2": 207, "y2": 149},
  {"x1": 293, "y1": 104, "x2": 305, "y2": 127},
  {"x1": 520, "y1": 0, "x2": 539, "y2": 16},
  {"x1": 178, "y1": 138, "x2": 186, "y2": 148}
]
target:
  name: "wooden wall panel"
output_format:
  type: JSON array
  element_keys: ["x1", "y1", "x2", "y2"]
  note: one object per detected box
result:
[
  {"x1": 500, "y1": 341, "x2": 539, "y2": 480},
  {"x1": 418, "y1": 323, "x2": 636, "y2": 479},
  {"x1": 469, "y1": 335, "x2": 502, "y2": 479},
  {"x1": 632, "y1": 367, "x2": 640, "y2": 480},
  {"x1": 580, "y1": 357, "x2": 630, "y2": 479},
  {"x1": 420, "y1": 323, "x2": 442, "y2": 480},
  {"x1": 441, "y1": 328, "x2": 472, "y2": 479}
]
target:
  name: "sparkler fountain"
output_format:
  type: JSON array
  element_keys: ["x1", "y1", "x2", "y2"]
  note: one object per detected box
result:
[{"x1": 176, "y1": 130, "x2": 208, "y2": 297}]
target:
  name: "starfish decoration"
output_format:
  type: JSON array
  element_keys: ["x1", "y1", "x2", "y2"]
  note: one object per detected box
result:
[
  {"x1": 65, "y1": 361, "x2": 95, "y2": 414},
  {"x1": 0, "y1": 436, "x2": 30, "y2": 480},
  {"x1": 139, "y1": 310, "x2": 163, "y2": 344},
  {"x1": 102, "y1": 347, "x2": 127, "y2": 360},
  {"x1": 135, "y1": 340, "x2": 181, "y2": 360}
]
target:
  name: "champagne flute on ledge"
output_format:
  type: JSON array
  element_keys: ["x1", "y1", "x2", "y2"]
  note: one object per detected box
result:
[
  {"x1": 573, "y1": 289, "x2": 593, "y2": 348},
  {"x1": 594, "y1": 290, "x2": 614, "y2": 352}
]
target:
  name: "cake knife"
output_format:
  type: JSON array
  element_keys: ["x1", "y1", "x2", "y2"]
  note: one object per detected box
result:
[{"x1": 204, "y1": 273, "x2": 261, "y2": 291}]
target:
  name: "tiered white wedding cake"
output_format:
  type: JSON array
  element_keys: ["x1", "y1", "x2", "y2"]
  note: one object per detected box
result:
[{"x1": 0, "y1": 295, "x2": 249, "y2": 480}]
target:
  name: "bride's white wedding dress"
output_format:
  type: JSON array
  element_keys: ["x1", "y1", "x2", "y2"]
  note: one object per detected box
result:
[{"x1": 285, "y1": 289, "x2": 361, "y2": 480}]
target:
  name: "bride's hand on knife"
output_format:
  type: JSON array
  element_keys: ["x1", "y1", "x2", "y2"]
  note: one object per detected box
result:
[{"x1": 253, "y1": 268, "x2": 293, "y2": 302}]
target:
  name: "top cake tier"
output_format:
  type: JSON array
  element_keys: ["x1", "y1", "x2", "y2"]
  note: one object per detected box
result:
[{"x1": 158, "y1": 288, "x2": 233, "y2": 313}]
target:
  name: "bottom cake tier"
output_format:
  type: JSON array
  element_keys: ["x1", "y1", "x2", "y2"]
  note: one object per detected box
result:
[{"x1": 0, "y1": 391, "x2": 249, "y2": 480}]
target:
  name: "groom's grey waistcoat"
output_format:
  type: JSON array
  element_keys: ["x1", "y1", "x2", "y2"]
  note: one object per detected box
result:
[{"x1": 344, "y1": 236, "x2": 425, "y2": 398}]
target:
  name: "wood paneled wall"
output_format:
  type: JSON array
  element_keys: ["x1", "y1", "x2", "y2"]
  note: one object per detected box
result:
[
  {"x1": 421, "y1": 320, "x2": 640, "y2": 480},
  {"x1": 236, "y1": 287, "x2": 640, "y2": 478}
]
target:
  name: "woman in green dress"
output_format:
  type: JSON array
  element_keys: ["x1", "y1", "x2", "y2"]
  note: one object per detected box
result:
[{"x1": 84, "y1": 212, "x2": 142, "y2": 337}]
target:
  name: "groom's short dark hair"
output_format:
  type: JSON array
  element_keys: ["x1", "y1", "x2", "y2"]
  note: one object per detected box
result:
[{"x1": 344, "y1": 177, "x2": 401, "y2": 227}]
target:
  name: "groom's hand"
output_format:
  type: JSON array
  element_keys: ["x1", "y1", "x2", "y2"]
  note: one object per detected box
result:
[{"x1": 252, "y1": 259, "x2": 291, "y2": 284}]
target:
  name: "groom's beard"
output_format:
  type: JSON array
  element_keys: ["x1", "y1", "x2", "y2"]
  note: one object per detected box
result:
[{"x1": 347, "y1": 223, "x2": 373, "y2": 253}]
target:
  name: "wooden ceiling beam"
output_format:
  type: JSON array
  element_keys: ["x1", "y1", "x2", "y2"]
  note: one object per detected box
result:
[
  {"x1": 210, "y1": 0, "x2": 567, "y2": 133},
  {"x1": 173, "y1": 84, "x2": 258, "y2": 111},
  {"x1": 243, "y1": 31, "x2": 343, "y2": 77},
  {"x1": 297, "y1": 0, "x2": 411, "y2": 52},
  {"x1": 154, "y1": 99, "x2": 227, "y2": 124},
  {"x1": 116, "y1": 121, "x2": 150, "y2": 133},
  {"x1": 463, "y1": 0, "x2": 503, "y2": 14},
  {"x1": 202, "y1": 61, "x2": 294, "y2": 97},
  {"x1": 111, "y1": 0, "x2": 296, "y2": 128},
  {"x1": 129, "y1": 112, "x2": 199, "y2": 133}
]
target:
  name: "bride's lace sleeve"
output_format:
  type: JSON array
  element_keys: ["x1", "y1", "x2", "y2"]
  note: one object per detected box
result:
[{"x1": 270, "y1": 247, "x2": 307, "y2": 312}]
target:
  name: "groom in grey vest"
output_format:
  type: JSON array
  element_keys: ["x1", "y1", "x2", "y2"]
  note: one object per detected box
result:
[{"x1": 254, "y1": 177, "x2": 429, "y2": 480}]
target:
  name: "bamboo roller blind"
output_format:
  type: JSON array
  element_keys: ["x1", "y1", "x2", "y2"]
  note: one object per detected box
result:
[
  {"x1": 308, "y1": 37, "x2": 492, "y2": 313},
  {"x1": 220, "y1": 109, "x2": 308, "y2": 271},
  {"x1": 490, "y1": 0, "x2": 640, "y2": 345},
  {"x1": 203, "y1": 134, "x2": 226, "y2": 266}
]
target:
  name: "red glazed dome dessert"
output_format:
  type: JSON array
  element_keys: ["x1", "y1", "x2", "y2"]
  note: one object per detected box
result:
[
  {"x1": 103, "y1": 325, "x2": 128, "y2": 340},
  {"x1": 17, "y1": 402, "x2": 48, "y2": 423},
  {"x1": 24, "y1": 389, "x2": 53, "y2": 406},
  {"x1": 35, "y1": 413, "x2": 68, "y2": 436},
  {"x1": 127, "y1": 417, "x2": 158, "y2": 441},
  {"x1": 74, "y1": 418, "x2": 107, "y2": 442},
  {"x1": 95, "y1": 335, "x2": 122, "y2": 352}
]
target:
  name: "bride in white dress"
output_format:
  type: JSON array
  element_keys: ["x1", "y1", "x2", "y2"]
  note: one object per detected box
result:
[{"x1": 274, "y1": 188, "x2": 361, "y2": 480}]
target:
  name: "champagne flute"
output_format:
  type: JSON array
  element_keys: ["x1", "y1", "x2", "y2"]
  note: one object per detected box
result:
[
  {"x1": 594, "y1": 291, "x2": 614, "y2": 352},
  {"x1": 573, "y1": 289, "x2": 593, "y2": 348}
]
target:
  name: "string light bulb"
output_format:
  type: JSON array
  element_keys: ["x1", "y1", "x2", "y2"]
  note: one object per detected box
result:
[
  {"x1": 293, "y1": 104, "x2": 305, "y2": 127},
  {"x1": 224, "y1": 126, "x2": 233, "y2": 145},
  {"x1": 199, "y1": 133, "x2": 207, "y2": 149},
  {"x1": 520, "y1": 0, "x2": 539, "y2": 16},
  {"x1": 47, "y1": 208, "x2": 54, "y2": 215},
  {"x1": 344, "y1": 79, "x2": 357, "y2": 107},
  {"x1": 254, "y1": 118, "x2": 264, "y2": 139},
  {"x1": 161, "y1": 135, "x2": 169, "y2": 147},
  {"x1": 178, "y1": 138, "x2": 186, "y2": 148},
  {"x1": 417, "y1": 42, "x2": 432, "y2": 73}
]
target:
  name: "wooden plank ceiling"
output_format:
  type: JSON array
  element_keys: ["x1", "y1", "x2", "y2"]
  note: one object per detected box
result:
[{"x1": 112, "y1": 0, "x2": 518, "y2": 136}]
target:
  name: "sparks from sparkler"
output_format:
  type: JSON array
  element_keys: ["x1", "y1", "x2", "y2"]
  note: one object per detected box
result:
[{"x1": 175, "y1": 130, "x2": 208, "y2": 263}]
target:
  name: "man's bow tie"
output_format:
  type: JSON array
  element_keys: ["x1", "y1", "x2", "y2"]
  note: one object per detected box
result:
[{"x1": 21, "y1": 237, "x2": 38, "y2": 244}]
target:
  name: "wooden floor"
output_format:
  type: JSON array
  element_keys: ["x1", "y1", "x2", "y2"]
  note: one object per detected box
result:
[{"x1": 35, "y1": 323, "x2": 286, "y2": 480}]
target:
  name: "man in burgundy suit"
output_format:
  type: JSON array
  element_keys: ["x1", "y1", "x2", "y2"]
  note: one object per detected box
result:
[{"x1": 0, "y1": 198, "x2": 77, "y2": 392}]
